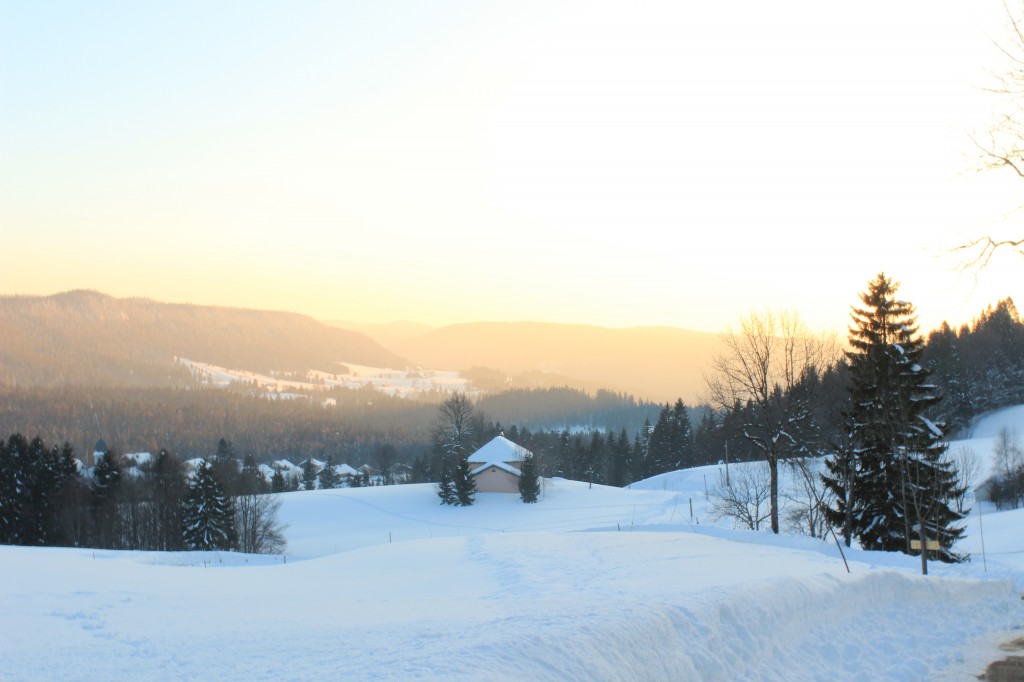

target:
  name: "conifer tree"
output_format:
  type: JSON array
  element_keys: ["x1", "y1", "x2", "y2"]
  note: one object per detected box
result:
[
  {"x1": 410, "y1": 455, "x2": 431, "y2": 484},
  {"x1": 672, "y1": 399, "x2": 696, "y2": 468},
  {"x1": 647, "y1": 404, "x2": 674, "y2": 477},
  {"x1": 0, "y1": 434, "x2": 27, "y2": 544},
  {"x1": 647, "y1": 400, "x2": 696, "y2": 475},
  {"x1": 518, "y1": 454, "x2": 541, "y2": 502},
  {"x1": 239, "y1": 454, "x2": 268, "y2": 495},
  {"x1": 585, "y1": 431, "x2": 605, "y2": 485},
  {"x1": 211, "y1": 438, "x2": 240, "y2": 496},
  {"x1": 823, "y1": 274, "x2": 966, "y2": 564},
  {"x1": 608, "y1": 427, "x2": 632, "y2": 486},
  {"x1": 91, "y1": 449, "x2": 123, "y2": 549},
  {"x1": 148, "y1": 448, "x2": 186, "y2": 550},
  {"x1": 436, "y1": 454, "x2": 457, "y2": 505},
  {"x1": 318, "y1": 456, "x2": 340, "y2": 490},
  {"x1": 181, "y1": 461, "x2": 237, "y2": 551},
  {"x1": 634, "y1": 418, "x2": 652, "y2": 479},
  {"x1": 40, "y1": 441, "x2": 80, "y2": 547},
  {"x1": 270, "y1": 468, "x2": 288, "y2": 494},
  {"x1": 453, "y1": 453, "x2": 476, "y2": 506},
  {"x1": 301, "y1": 458, "x2": 319, "y2": 490}
]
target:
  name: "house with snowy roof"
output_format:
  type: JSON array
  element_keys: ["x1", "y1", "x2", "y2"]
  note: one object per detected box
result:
[{"x1": 468, "y1": 435, "x2": 533, "y2": 493}]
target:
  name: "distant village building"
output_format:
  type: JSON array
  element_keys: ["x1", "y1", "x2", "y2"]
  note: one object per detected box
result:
[{"x1": 468, "y1": 436, "x2": 533, "y2": 493}]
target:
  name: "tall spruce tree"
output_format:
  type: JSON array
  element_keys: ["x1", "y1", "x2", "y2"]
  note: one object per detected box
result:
[
  {"x1": 436, "y1": 458, "x2": 457, "y2": 505},
  {"x1": 453, "y1": 453, "x2": 476, "y2": 506},
  {"x1": 823, "y1": 274, "x2": 966, "y2": 564},
  {"x1": 518, "y1": 454, "x2": 541, "y2": 503},
  {"x1": 647, "y1": 404, "x2": 675, "y2": 477},
  {"x1": 148, "y1": 448, "x2": 186, "y2": 551},
  {"x1": 317, "y1": 456, "x2": 340, "y2": 490},
  {"x1": 270, "y1": 467, "x2": 288, "y2": 493},
  {"x1": 181, "y1": 461, "x2": 237, "y2": 551},
  {"x1": 301, "y1": 458, "x2": 319, "y2": 490},
  {"x1": 91, "y1": 449, "x2": 123, "y2": 549},
  {"x1": 670, "y1": 399, "x2": 696, "y2": 469},
  {"x1": 634, "y1": 418, "x2": 652, "y2": 479},
  {"x1": 607, "y1": 427, "x2": 632, "y2": 487}
]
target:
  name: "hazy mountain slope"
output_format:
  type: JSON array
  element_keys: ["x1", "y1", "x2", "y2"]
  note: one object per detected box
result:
[
  {"x1": 0, "y1": 291, "x2": 409, "y2": 387},
  {"x1": 394, "y1": 322, "x2": 721, "y2": 403},
  {"x1": 323, "y1": 319, "x2": 435, "y2": 349}
]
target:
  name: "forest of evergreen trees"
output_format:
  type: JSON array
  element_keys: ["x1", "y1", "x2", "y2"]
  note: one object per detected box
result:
[
  {"x1": 0, "y1": 434, "x2": 285, "y2": 553},
  {"x1": 0, "y1": 384, "x2": 664, "y2": 467}
]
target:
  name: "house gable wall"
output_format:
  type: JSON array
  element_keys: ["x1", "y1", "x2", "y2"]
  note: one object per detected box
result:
[{"x1": 475, "y1": 466, "x2": 520, "y2": 494}]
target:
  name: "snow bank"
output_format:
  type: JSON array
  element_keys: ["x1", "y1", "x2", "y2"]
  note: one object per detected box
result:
[{"x1": 0, "y1": 533, "x2": 1018, "y2": 681}]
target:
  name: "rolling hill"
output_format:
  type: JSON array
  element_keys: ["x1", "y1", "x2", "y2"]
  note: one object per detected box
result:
[{"x1": 0, "y1": 290, "x2": 409, "y2": 387}]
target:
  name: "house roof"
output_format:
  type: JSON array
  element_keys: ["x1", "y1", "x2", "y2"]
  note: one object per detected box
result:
[
  {"x1": 467, "y1": 436, "x2": 532, "y2": 464},
  {"x1": 471, "y1": 460, "x2": 523, "y2": 477}
]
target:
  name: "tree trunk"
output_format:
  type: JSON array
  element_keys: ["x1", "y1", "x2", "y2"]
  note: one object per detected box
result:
[
  {"x1": 843, "y1": 473, "x2": 854, "y2": 547},
  {"x1": 769, "y1": 456, "x2": 779, "y2": 534}
]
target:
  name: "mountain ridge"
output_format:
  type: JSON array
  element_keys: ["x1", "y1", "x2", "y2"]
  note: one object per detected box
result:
[
  {"x1": 0, "y1": 290, "x2": 409, "y2": 387},
  {"x1": 1, "y1": 291, "x2": 721, "y2": 401}
]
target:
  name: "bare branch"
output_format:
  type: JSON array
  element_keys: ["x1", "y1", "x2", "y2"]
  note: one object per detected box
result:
[{"x1": 952, "y1": 235, "x2": 1024, "y2": 272}]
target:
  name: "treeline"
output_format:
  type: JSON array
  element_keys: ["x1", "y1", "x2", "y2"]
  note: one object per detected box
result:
[
  {"x1": 0, "y1": 385, "x2": 437, "y2": 466},
  {"x1": 0, "y1": 433, "x2": 285, "y2": 553},
  {"x1": 0, "y1": 384, "x2": 664, "y2": 468},
  {"x1": 476, "y1": 387, "x2": 661, "y2": 433},
  {"x1": 925, "y1": 298, "x2": 1024, "y2": 434}
]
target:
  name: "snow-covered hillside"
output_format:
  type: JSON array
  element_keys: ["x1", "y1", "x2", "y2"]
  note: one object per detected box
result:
[
  {"x1": 178, "y1": 357, "x2": 476, "y2": 399},
  {"x1": 2, "y1": 407, "x2": 1023, "y2": 681}
]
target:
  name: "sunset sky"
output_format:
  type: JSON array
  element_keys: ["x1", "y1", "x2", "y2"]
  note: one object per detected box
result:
[{"x1": 2, "y1": 0, "x2": 1021, "y2": 336}]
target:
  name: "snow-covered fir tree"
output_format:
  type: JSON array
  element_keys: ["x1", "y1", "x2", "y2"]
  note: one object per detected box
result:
[
  {"x1": 318, "y1": 456, "x2": 340, "y2": 490},
  {"x1": 453, "y1": 453, "x2": 476, "y2": 507},
  {"x1": 181, "y1": 461, "x2": 236, "y2": 551},
  {"x1": 436, "y1": 456, "x2": 457, "y2": 505},
  {"x1": 301, "y1": 458, "x2": 319, "y2": 490},
  {"x1": 823, "y1": 273, "x2": 966, "y2": 563},
  {"x1": 518, "y1": 454, "x2": 541, "y2": 503},
  {"x1": 91, "y1": 448, "x2": 123, "y2": 549},
  {"x1": 270, "y1": 468, "x2": 288, "y2": 493},
  {"x1": 647, "y1": 400, "x2": 695, "y2": 476}
]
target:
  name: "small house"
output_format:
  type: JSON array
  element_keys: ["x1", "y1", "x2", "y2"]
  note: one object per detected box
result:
[{"x1": 468, "y1": 435, "x2": 533, "y2": 493}]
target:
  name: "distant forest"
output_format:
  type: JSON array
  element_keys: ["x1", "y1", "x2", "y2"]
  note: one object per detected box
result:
[{"x1": 0, "y1": 384, "x2": 666, "y2": 467}]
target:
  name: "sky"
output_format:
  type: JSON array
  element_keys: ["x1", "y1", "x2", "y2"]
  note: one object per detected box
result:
[{"x1": 1, "y1": 0, "x2": 1021, "y2": 336}]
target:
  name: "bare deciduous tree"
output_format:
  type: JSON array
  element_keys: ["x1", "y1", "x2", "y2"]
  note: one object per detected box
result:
[
  {"x1": 962, "y1": 3, "x2": 1024, "y2": 268},
  {"x1": 952, "y1": 235, "x2": 1024, "y2": 271},
  {"x1": 710, "y1": 462, "x2": 771, "y2": 531},
  {"x1": 948, "y1": 445, "x2": 983, "y2": 515},
  {"x1": 782, "y1": 457, "x2": 834, "y2": 539},
  {"x1": 434, "y1": 392, "x2": 477, "y2": 458},
  {"x1": 703, "y1": 310, "x2": 838, "y2": 534},
  {"x1": 235, "y1": 493, "x2": 287, "y2": 554}
]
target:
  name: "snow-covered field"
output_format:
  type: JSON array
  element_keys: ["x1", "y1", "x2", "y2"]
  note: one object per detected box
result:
[
  {"x1": 2, "y1": 409, "x2": 1023, "y2": 681},
  {"x1": 178, "y1": 358, "x2": 475, "y2": 399}
]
